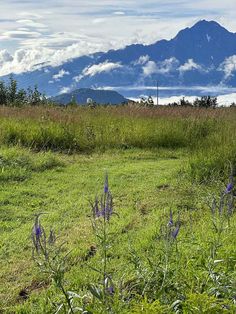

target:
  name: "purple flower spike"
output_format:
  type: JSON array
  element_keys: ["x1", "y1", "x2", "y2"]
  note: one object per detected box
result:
[
  {"x1": 104, "y1": 173, "x2": 109, "y2": 194},
  {"x1": 35, "y1": 225, "x2": 42, "y2": 238},
  {"x1": 167, "y1": 210, "x2": 174, "y2": 227},
  {"x1": 32, "y1": 214, "x2": 46, "y2": 254},
  {"x1": 107, "y1": 285, "x2": 115, "y2": 295},
  {"x1": 225, "y1": 182, "x2": 233, "y2": 194},
  {"x1": 91, "y1": 174, "x2": 114, "y2": 221},
  {"x1": 172, "y1": 224, "x2": 180, "y2": 239}
]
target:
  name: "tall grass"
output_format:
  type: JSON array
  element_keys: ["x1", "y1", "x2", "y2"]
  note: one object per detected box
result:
[{"x1": 0, "y1": 105, "x2": 235, "y2": 181}]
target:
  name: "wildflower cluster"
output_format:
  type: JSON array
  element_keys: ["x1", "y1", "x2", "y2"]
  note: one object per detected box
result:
[
  {"x1": 31, "y1": 213, "x2": 56, "y2": 259},
  {"x1": 91, "y1": 174, "x2": 113, "y2": 221},
  {"x1": 31, "y1": 214, "x2": 75, "y2": 313},
  {"x1": 167, "y1": 209, "x2": 181, "y2": 240},
  {"x1": 211, "y1": 169, "x2": 235, "y2": 218},
  {"x1": 89, "y1": 174, "x2": 117, "y2": 310},
  {"x1": 29, "y1": 169, "x2": 235, "y2": 313}
]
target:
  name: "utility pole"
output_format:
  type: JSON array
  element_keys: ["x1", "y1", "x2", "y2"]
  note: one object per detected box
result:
[{"x1": 156, "y1": 81, "x2": 159, "y2": 106}]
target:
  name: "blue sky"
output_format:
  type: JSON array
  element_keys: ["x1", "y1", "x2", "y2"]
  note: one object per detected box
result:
[{"x1": 0, "y1": 0, "x2": 235, "y2": 75}]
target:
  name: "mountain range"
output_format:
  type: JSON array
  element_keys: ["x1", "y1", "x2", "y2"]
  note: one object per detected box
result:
[{"x1": 2, "y1": 20, "x2": 236, "y2": 98}]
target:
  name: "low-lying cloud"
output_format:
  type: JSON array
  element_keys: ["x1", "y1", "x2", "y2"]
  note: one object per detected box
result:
[
  {"x1": 179, "y1": 59, "x2": 203, "y2": 73},
  {"x1": 52, "y1": 69, "x2": 70, "y2": 81},
  {"x1": 219, "y1": 55, "x2": 236, "y2": 79},
  {"x1": 74, "y1": 60, "x2": 123, "y2": 82},
  {"x1": 142, "y1": 57, "x2": 179, "y2": 76}
]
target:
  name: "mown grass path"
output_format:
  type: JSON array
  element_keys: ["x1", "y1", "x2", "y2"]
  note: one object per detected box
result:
[
  {"x1": 1, "y1": 148, "x2": 235, "y2": 313},
  {"x1": 0, "y1": 149, "x2": 185, "y2": 310}
]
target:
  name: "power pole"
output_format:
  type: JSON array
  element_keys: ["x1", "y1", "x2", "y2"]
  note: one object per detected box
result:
[{"x1": 156, "y1": 81, "x2": 159, "y2": 106}]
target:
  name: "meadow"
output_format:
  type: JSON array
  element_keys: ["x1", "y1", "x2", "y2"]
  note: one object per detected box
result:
[{"x1": 0, "y1": 105, "x2": 235, "y2": 313}]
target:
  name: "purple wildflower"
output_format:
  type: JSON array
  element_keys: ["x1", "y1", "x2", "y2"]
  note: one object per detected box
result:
[
  {"x1": 92, "y1": 174, "x2": 114, "y2": 221},
  {"x1": 107, "y1": 285, "x2": 115, "y2": 295},
  {"x1": 35, "y1": 225, "x2": 42, "y2": 237},
  {"x1": 32, "y1": 214, "x2": 46, "y2": 254},
  {"x1": 105, "y1": 276, "x2": 115, "y2": 296},
  {"x1": 225, "y1": 182, "x2": 233, "y2": 194},
  {"x1": 105, "y1": 192, "x2": 113, "y2": 221},
  {"x1": 172, "y1": 224, "x2": 180, "y2": 239}
]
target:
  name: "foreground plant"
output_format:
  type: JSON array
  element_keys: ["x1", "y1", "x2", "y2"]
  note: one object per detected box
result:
[
  {"x1": 89, "y1": 174, "x2": 118, "y2": 312},
  {"x1": 32, "y1": 213, "x2": 76, "y2": 313}
]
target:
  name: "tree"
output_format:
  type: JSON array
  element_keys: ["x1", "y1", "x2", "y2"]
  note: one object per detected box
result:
[
  {"x1": 27, "y1": 85, "x2": 42, "y2": 106},
  {"x1": 17, "y1": 89, "x2": 27, "y2": 106},
  {"x1": 193, "y1": 96, "x2": 218, "y2": 108},
  {"x1": 179, "y1": 97, "x2": 192, "y2": 107},
  {"x1": 0, "y1": 81, "x2": 7, "y2": 105},
  {"x1": 7, "y1": 75, "x2": 18, "y2": 105},
  {"x1": 0, "y1": 77, "x2": 47, "y2": 107}
]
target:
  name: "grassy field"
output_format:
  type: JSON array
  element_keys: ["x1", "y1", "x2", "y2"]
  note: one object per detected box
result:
[{"x1": 0, "y1": 105, "x2": 235, "y2": 313}]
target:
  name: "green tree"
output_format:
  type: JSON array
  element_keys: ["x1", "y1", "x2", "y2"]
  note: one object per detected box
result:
[
  {"x1": 17, "y1": 89, "x2": 28, "y2": 106},
  {"x1": 7, "y1": 75, "x2": 18, "y2": 105},
  {"x1": 179, "y1": 97, "x2": 192, "y2": 107},
  {"x1": 193, "y1": 96, "x2": 218, "y2": 108},
  {"x1": 0, "y1": 81, "x2": 7, "y2": 105},
  {"x1": 27, "y1": 85, "x2": 42, "y2": 106}
]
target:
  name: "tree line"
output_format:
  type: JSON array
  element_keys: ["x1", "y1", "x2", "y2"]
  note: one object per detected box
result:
[{"x1": 0, "y1": 76, "x2": 48, "y2": 106}]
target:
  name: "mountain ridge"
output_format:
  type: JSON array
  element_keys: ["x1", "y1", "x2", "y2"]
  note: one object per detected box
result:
[{"x1": 1, "y1": 20, "x2": 236, "y2": 97}]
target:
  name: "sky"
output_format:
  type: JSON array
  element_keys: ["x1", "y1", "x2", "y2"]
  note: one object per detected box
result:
[{"x1": 0, "y1": 0, "x2": 236, "y2": 75}]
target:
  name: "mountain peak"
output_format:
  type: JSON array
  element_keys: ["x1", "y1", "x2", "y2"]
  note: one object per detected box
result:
[
  {"x1": 173, "y1": 19, "x2": 231, "y2": 43},
  {"x1": 191, "y1": 19, "x2": 229, "y2": 32}
]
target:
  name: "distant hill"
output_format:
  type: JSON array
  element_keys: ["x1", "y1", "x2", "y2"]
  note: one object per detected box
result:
[
  {"x1": 51, "y1": 88, "x2": 128, "y2": 105},
  {"x1": 2, "y1": 20, "x2": 236, "y2": 97}
]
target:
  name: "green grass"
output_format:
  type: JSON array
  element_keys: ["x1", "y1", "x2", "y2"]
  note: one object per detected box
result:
[
  {"x1": 0, "y1": 105, "x2": 235, "y2": 313},
  {"x1": 0, "y1": 145, "x2": 235, "y2": 313}
]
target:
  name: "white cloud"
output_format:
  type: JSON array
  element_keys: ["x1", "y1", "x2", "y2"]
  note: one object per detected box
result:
[
  {"x1": 0, "y1": 48, "x2": 52, "y2": 76},
  {"x1": 82, "y1": 60, "x2": 122, "y2": 77},
  {"x1": 219, "y1": 55, "x2": 236, "y2": 79},
  {"x1": 2, "y1": 30, "x2": 42, "y2": 39},
  {"x1": 92, "y1": 18, "x2": 107, "y2": 24},
  {"x1": 0, "y1": 50, "x2": 13, "y2": 63},
  {"x1": 0, "y1": 40, "x2": 122, "y2": 76},
  {"x1": 59, "y1": 86, "x2": 72, "y2": 94},
  {"x1": 142, "y1": 61, "x2": 158, "y2": 76},
  {"x1": 113, "y1": 11, "x2": 125, "y2": 15},
  {"x1": 0, "y1": 0, "x2": 236, "y2": 61},
  {"x1": 142, "y1": 58, "x2": 179, "y2": 76},
  {"x1": 179, "y1": 59, "x2": 202, "y2": 73},
  {"x1": 16, "y1": 19, "x2": 48, "y2": 29},
  {"x1": 52, "y1": 69, "x2": 70, "y2": 81},
  {"x1": 157, "y1": 58, "x2": 179, "y2": 74},
  {"x1": 18, "y1": 12, "x2": 43, "y2": 19},
  {"x1": 133, "y1": 55, "x2": 150, "y2": 65}
]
